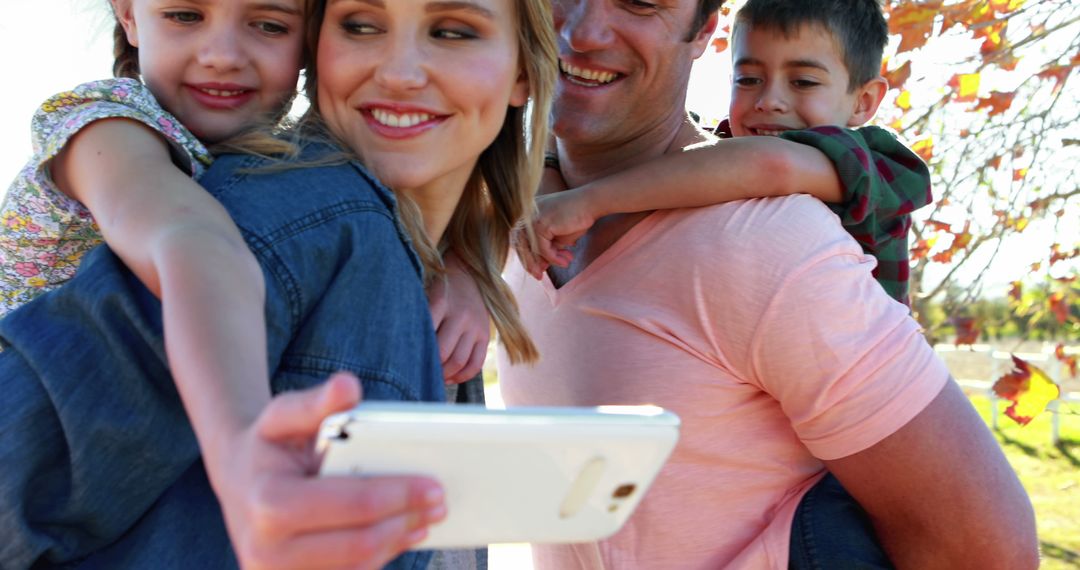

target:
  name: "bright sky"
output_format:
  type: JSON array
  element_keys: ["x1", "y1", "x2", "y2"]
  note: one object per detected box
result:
[{"x1": 2, "y1": 1, "x2": 1072, "y2": 294}]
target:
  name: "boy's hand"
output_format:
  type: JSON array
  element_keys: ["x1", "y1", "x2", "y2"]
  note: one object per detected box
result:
[
  {"x1": 213, "y1": 373, "x2": 447, "y2": 570},
  {"x1": 428, "y1": 254, "x2": 491, "y2": 384},
  {"x1": 531, "y1": 189, "x2": 597, "y2": 270}
]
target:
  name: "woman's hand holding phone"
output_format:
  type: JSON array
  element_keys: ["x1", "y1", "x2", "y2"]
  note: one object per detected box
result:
[{"x1": 207, "y1": 373, "x2": 447, "y2": 570}]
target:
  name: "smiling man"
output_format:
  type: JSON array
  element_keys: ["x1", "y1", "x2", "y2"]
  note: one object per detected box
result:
[{"x1": 496, "y1": 0, "x2": 1039, "y2": 568}]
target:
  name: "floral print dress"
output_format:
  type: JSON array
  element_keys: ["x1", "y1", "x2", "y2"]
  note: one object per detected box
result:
[{"x1": 0, "y1": 78, "x2": 211, "y2": 317}]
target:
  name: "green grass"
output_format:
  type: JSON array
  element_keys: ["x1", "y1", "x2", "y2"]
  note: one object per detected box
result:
[{"x1": 969, "y1": 394, "x2": 1080, "y2": 568}]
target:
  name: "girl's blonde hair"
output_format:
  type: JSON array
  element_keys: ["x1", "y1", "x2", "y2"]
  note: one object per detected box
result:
[{"x1": 301, "y1": 0, "x2": 557, "y2": 365}]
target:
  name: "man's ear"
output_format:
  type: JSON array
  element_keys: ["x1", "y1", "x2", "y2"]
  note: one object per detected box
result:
[
  {"x1": 690, "y1": 11, "x2": 720, "y2": 58},
  {"x1": 111, "y1": 0, "x2": 139, "y2": 47},
  {"x1": 509, "y1": 68, "x2": 530, "y2": 108},
  {"x1": 847, "y1": 77, "x2": 888, "y2": 127}
]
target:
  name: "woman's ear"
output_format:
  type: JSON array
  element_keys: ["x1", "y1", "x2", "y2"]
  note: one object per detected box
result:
[
  {"x1": 510, "y1": 68, "x2": 530, "y2": 108},
  {"x1": 112, "y1": 0, "x2": 139, "y2": 47}
]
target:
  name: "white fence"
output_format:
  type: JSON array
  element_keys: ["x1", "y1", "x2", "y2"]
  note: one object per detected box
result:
[{"x1": 935, "y1": 344, "x2": 1078, "y2": 445}]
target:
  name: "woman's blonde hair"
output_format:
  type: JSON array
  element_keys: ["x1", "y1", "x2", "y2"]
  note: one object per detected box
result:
[{"x1": 301, "y1": 0, "x2": 557, "y2": 365}]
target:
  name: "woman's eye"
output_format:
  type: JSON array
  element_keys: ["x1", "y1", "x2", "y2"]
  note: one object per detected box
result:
[
  {"x1": 433, "y1": 27, "x2": 476, "y2": 40},
  {"x1": 341, "y1": 20, "x2": 381, "y2": 35},
  {"x1": 254, "y1": 21, "x2": 289, "y2": 35},
  {"x1": 163, "y1": 11, "x2": 202, "y2": 24}
]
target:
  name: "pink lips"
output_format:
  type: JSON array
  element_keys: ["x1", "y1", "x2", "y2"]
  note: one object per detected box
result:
[
  {"x1": 185, "y1": 83, "x2": 256, "y2": 110},
  {"x1": 361, "y1": 104, "x2": 447, "y2": 140}
]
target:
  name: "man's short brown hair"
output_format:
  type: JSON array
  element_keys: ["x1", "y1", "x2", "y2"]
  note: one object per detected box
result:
[{"x1": 688, "y1": 0, "x2": 725, "y2": 41}]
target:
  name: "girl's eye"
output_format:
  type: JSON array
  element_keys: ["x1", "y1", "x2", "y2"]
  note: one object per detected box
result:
[
  {"x1": 163, "y1": 10, "x2": 202, "y2": 24},
  {"x1": 254, "y1": 21, "x2": 289, "y2": 36}
]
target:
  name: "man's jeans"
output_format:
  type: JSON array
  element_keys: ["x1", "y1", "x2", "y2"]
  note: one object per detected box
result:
[{"x1": 789, "y1": 473, "x2": 894, "y2": 569}]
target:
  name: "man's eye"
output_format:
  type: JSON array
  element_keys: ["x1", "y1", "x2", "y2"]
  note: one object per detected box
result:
[
  {"x1": 163, "y1": 11, "x2": 201, "y2": 24},
  {"x1": 626, "y1": 0, "x2": 658, "y2": 11}
]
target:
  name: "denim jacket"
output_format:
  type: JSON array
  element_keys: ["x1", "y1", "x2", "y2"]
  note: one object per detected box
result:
[{"x1": 0, "y1": 144, "x2": 444, "y2": 569}]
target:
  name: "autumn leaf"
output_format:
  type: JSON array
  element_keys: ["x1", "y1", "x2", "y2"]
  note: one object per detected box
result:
[
  {"x1": 896, "y1": 90, "x2": 912, "y2": 110},
  {"x1": 996, "y1": 52, "x2": 1021, "y2": 72},
  {"x1": 911, "y1": 136, "x2": 934, "y2": 161},
  {"x1": 1056, "y1": 344, "x2": 1078, "y2": 378},
  {"x1": 942, "y1": 0, "x2": 994, "y2": 33},
  {"x1": 1049, "y1": 244, "x2": 1079, "y2": 265},
  {"x1": 924, "y1": 219, "x2": 952, "y2": 232},
  {"x1": 711, "y1": 37, "x2": 729, "y2": 53},
  {"x1": 988, "y1": 155, "x2": 1003, "y2": 169},
  {"x1": 952, "y1": 316, "x2": 980, "y2": 346},
  {"x1": 953, "y1": 225, "x2": 973, "y2": 249},
  {"x1": 977, "y1": 21, "x2": 1008, "y2": 55},
  {"x1": 1013, "y1": 168, "x2": 1028, "y2": 181},
  {"x1": 949, "y1": 73, "x2": 981, "y2": 102},
  {"x1": 993, "y1": 355, "x2": 1060, "y2": 426},
  {"x1": 889, "y1": 1, "x2": 941, "y2": 53},
  {"x1": 932, "y1": 249, "x2": 957, "y2": 263},
  {"x1": 972, "y1": 90, "x2": 1017, "y2": 116},
  {"x1": 884, "y1": 60, "x2": 913, "y2": 90},
  {"x1": 1049, "y1": 292, "x2": 1069, "y2": 324},
  {"x1": 1009, "y1": 281, "x2": 1023, "y2": 302},
  {"x1": 911, "y1": 235, "x2": 938, "y2": 260},
  {"x1": 1037, "y1": 65, "x2": 1072, "y2": 95}
]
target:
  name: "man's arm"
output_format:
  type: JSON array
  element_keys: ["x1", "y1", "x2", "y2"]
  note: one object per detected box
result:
[
  {"x1": 721, "y1": 199, "x2": 1036, "y2": 569},
  {"x1": 826, "y1": 380, "x2": 1038, "y2": 569}
]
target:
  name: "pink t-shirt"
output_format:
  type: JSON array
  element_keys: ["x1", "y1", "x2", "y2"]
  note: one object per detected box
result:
[{"x1": 497, "y1": 195, "x2": 949, "y2": 569}]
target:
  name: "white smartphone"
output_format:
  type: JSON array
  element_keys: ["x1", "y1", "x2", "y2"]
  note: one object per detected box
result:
[{"x1": 316, "y1": 402, "x2": 680, "y2": 549}]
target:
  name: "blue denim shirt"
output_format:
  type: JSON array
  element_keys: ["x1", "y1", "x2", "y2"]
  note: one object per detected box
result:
[{"x1": 0, "y1": 144, "x2": 444, "y2": 569}]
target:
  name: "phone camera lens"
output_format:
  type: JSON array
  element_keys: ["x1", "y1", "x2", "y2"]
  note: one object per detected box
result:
[{"x1": 612, "y1": 483, "x2": 636, "y2": 498}]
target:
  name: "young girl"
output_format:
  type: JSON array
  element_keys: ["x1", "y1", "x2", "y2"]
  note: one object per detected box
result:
[
  {"x1": 0, "y1": 0, "x2": 557, "y2": 566},
  {"x1": 0, "y1": 0, "x2": 305, "y2": 485}
]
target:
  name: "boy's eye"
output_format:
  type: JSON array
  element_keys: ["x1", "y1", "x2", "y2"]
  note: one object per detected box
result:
[
  {"x1": 163, "y1": 10, "x2": 202, "y2": 24},
  {"x1": 254, "y1": 21, "x2": 289, "y2": 36},
  {"x1": 792, "y1": 79, "x2": 821, "y2": 89},
  {"x1": 734, "y1": 76, "x2": 762, "y2": 87}
]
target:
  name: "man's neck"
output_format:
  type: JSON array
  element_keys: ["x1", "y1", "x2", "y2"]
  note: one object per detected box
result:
[
  {"x1": 557, "y1": 112, "x2": 709, "y2": 189},
  {"x1": 546, "y1": 113, "x2": 711, "y2": 288}
]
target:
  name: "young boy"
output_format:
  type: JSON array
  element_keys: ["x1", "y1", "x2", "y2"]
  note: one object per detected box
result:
[{"x1": 528, "y1": 0, "x2": 930, "y2": 306}]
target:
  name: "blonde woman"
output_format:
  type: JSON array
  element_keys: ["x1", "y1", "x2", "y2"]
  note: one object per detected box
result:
[{"x1": 0, "y1": 0, "x2": 556, "y2": 568}]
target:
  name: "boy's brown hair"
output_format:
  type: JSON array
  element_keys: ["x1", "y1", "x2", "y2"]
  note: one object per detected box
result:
[{"x1": 734, "y1": 0, "x2": 889, "y2": 91}]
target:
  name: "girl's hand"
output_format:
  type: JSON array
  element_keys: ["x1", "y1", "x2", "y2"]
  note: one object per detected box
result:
[
  {"x1": 428, "y1": 254, "x2": 491, "y2": 384},
  {"x1": 213, "y1": 373, "x2": 447, "y2": 570}
]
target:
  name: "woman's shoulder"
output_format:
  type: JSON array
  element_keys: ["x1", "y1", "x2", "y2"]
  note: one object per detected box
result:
[
  {"x1": 204, "y1": 142, "x2": 396, "y2": 213},
  {"x1": 198, "y1": 142, "x2": 412, "y2": 253}
]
